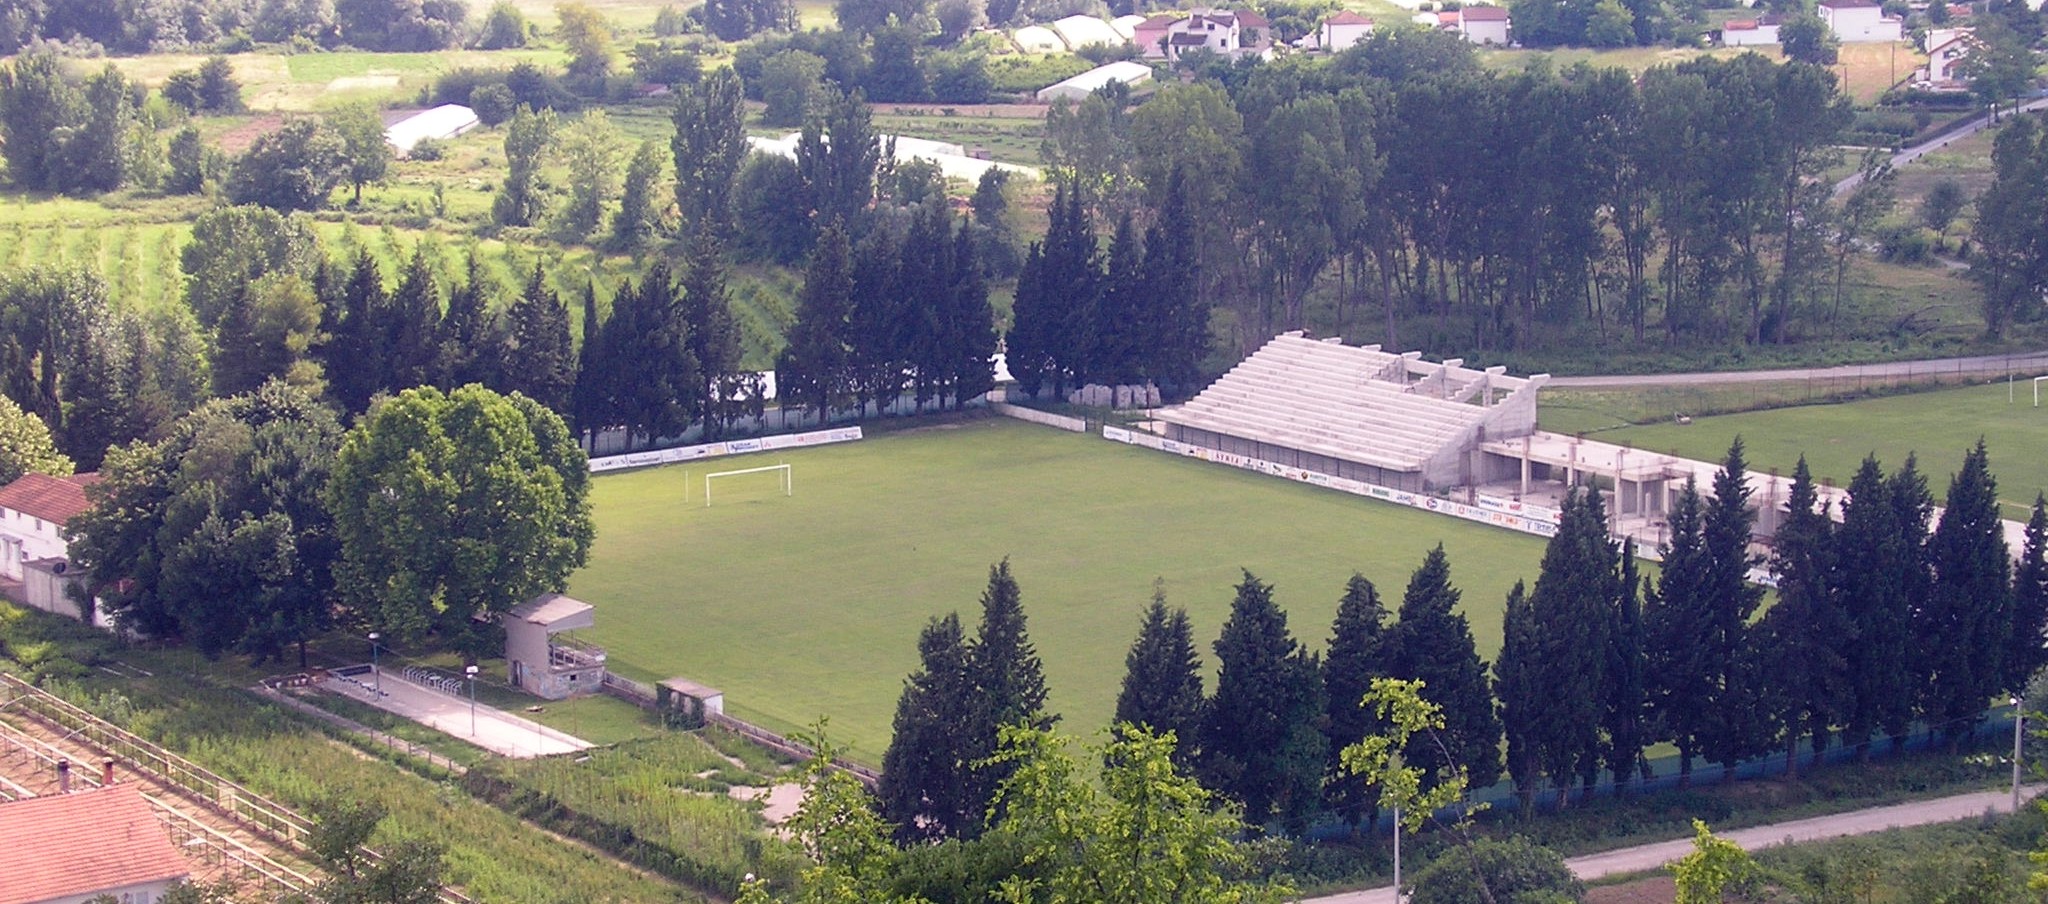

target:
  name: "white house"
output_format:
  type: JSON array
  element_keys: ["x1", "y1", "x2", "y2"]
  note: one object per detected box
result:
[
  {"x1": 1922, "y1": 29, "x2": 1976, "y2": 84},
  {"x1": 1818, "y1": 0, "x2": 1903, "y2": 42},
  {"x1": 1133, "y1": 13, "x2": 1183, "y2": 57},
  {"x1": 1036, "y1": 60, "x2": 1155, "y2": 102},
  {"x1": 1319, "y1": 10, "x2": 1376, "y2": 52},
  {"x1": 1434, "y1": 5, "x2": 1512, "y2": 44},
  {"x1": 0, "y1": 472, "x2": 94, "y2": 609},
  {"x1": 1719, "y1": 15, "x2": 1781, "y2": 46},
  {"x1": 1161, "y1": 9, "x2": 1272, "y2": 60},
  {"x1": 383, "y1": 104, "x2": 480, "y2": 156},
  {"x1": 0, "y1": 784, "x2": 190, "y2": 904}
]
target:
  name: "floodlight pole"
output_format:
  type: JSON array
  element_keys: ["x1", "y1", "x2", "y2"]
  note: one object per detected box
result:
[
  {"x1": 368, "y1": 632, "x2": 381, "y2": 693},
  {"x1": 466, "y1": 665, "x2": 479, "y2": 737}
]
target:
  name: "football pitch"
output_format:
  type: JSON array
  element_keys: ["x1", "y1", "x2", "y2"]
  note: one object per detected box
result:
[
  {"x1": 1587, "y1": 382, "x2": 2048, "y2": 517},
  {"x1": 571, "y1": 418, "x2": 1552, "y2": 762}
]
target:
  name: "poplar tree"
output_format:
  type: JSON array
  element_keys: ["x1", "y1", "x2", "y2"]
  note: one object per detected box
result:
[
  {"x1": 571, "y1": 282, "x2": 608, "y2": 439},
  {"x1": 878, "y1": 612, "x2": 978, "y2": 843},
  {"x1": 1384, "y1": 546, "x2": 1503, "y2": 790},
  {"x1": 503, "y1": 263, "x2": 575, "y2": 416},
  {"x1": 680, "y1": 226, "x2": 740, "y2": 436},
  {"x1": 1756, "y1": 457, "x2": 1849, "y2": 775},
  {"x1": 1921, "y1": 441, "x2": 2013, "y2": 746},
  {"x1": 611, "y1": 139, "x2": 665, "y2": 249},
  {"x1": 2009, "y1": 497, "x2": 2048, "y2": 693},
  {"x1": 1324, "y1": 573, "x2": 1391, "y2": 828},
  {"x1": 777, "y1": 220, "x2": 855, "y2": 421},
  {"x1": 671, "y1": 68, "x2": 747, "y2": 235},
  {"x1": 1114, "y1": 583, "x2": 1205, "y2": 767}
]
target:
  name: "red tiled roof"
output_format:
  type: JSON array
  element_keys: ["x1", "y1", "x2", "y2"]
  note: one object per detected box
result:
[
  {"x1": 1136, "y1": 13, "x2": 1184, "y2": 28},
  {"x1": 1235, "y1": 9, "x2": 1270, "y2": 27},
  {"x1": 1820, "y1": 0, "x2": 1880, "y2": 7},
  {"x1": 1326, "y1": 10, "x2": 1375, "y2": 25},
  {"x1": 1461, "y1": 5, "x2": 1511, "y2": 21},
  {"x1": 0, "y1": 472, "x2": 96, "y2": 525},
  {"x1": 0, "y1": 785, "x2": 189, "y2": 904}
]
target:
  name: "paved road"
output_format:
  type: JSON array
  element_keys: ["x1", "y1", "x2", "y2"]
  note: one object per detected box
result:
[
  {"x1": 323, "y1": 669, "x2": 594, "y2": 758},
  {"x1": 1834, "y1": 95, "x2": 2048, "y2": 198},
  {"x1": 1301, "y1": 785, "x2": 2042, "y2": 904},
  {"x1": 1546, "y1": 349, "x2": 2048, "y2": 388}
]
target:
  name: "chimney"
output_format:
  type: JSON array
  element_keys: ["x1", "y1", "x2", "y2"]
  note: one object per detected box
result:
[
  {"x1": 102, "y1": 757, "x2": 115, "y2": 786},
  {"x1": 56, "y1": 758, "x2": 70, "y2": 793}
]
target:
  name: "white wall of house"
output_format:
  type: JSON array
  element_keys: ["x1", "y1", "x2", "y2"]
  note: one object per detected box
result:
[
  {"x1": 1721, "y1": 23, "x2": 1780, "y2": 45},
  {"x1": 1820, "y1": 4, "x2": 1903, "y2": 41},
  {"x1": 0, "y1": 504, "x2": 68, "y2": 581},
  {"x1": 32, "y1": 878, "x2": 182, "y2": 904},
  {"x1": 1321, "y1": 19, "x2": 1374, "y2": 52},
  {"x1": 1459, "y1": 14, "x2": 1511, "y2": 44},
  {"x1": 1926, "y1": 36, "x2": 1972, "y2": 82}
]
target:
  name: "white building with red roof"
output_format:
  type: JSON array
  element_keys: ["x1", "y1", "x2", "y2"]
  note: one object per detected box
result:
[
  {"x1": 1319, "y1": 10, "x2": 1376, "y2": 52},
  {"x1": 0, "y1": 471, "x2": 99, "y2": 621},
  {"x1": 0, "y1": 784, "x2": 190, "y2": 904},
  {"x1": 1720, "y1": 15, "x2": 1782, "y2": 46}
]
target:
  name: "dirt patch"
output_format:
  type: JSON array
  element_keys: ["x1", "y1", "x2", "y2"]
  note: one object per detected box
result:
[
  {"x1": 214, "y1": 114, "x2": 286, "y2": 154},
  {"x1": 729, "y1": 781, "x2": 806, "y2": 825},
  {"x1": 1587, "y1": 875, "x2": 1676, "y2": 904}
]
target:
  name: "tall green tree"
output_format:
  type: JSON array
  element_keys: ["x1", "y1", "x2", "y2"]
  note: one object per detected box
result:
[
  {"x1": 1969, "y1": 116, "x2": 2048, "y2": 338},
  {"x1": 607, "y1": 262, "x2": 698, "y2": 447},
  {"x1": 212, "y1": 273, "x2": 325, "y2": 397},
  {"x1": 229, "y1": 118, "x2": 348, "y2": 212},
  {"x1": 611, "y1": 139, "x2": 665, "y2": 249},
  {"x1": 570, "y1": 281, "x2": 609, "y2": 439},
  {"x1": 433, "y1": 251, "x2": 505, "y2": 390},
  {"x1": 1645, "y1": 479, "x2": 1711, "y2": 783},
  {"x1": 327, "y1": 102, "x2": 391, "y2": 205},
  {"x1": 554, "y1": 110, "x2": 626, "y2": 242},
  {"x1": 777, "y1": 220, "x2": 855, "y2": 421},
  {"x1": 680, "y1": 225, "x2": 742, "y2": 436},
  {"x1": 1114, "y1": 583, "x2": 1205, "y2": 768},
  {"x1": 966, "y1": 558, "x2": 1055, "y2": 829},
  {"x1": 384, "y1": 243, "x2": 445, "y2": 392},
  {"x1": 0, "y1": 394, "x2": 71, "y2": 484},
  {"x1": 797, "y1": 86, "x2": 882, "y2": 233},
  {"x1": 1201, "y1": 570, "x2": 1330, "y2": 832},
  {"x1": 493, "y1": 105, "x2": 557, "y2": 228},
  {"x1": 502, "y1": 262, "x2": 576, "y2": 415},
  {"x1": 322, "y1": 249, "x2": 390, "y2": 414},
  {"x1": 1385, "y1": 545, "x2": 1503, "y2": 790},
  {"x1": 1838, "y1": 456, "x2": 1917, "y2": 755},
  {"x1": 1921, "y1": 440, "x2": 2013, "y2": 745},
  {"x1": 63, "y1": 65, "x2": 133, "y2": 195},
  {"x1": 1323, "y1": 573, "x2": 1390, "y2": 829},
  {"x1": 1755, "y1": 457, "x2": 1850, "y2": 776},
  {"x1": 2010, "y1": 497, "x2": 2048, "y2": 694},
  {"x1": 1498, "y1": 484, "x2": 1618, "y2": 802},
  {"x1": 181, "y1": 205, "x2": 323, "y2": 331},
  {"x1": 1697, "y1": 440, "x2": 1771, "y2": 775},
  {"x1": 68, "y1": 382, "x2": 343, "y2": 666},
  {"x1": 878, "y1": 611, "x2": 979, "y2": 843},
  {"x1": 1605, "y1": 540, "x2": 1650, "y2": 788},
  {"x1": 325, "y1": 384, "x2": 594, "y2": 657}
]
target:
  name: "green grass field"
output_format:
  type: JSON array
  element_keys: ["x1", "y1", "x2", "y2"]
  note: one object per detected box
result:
[
  {"x1": 1568, "y1": 381, "x2": 2048, "y2": 515},
  {"x1": 570, "y1": 417, "x2": 1552, "y2": 763}
]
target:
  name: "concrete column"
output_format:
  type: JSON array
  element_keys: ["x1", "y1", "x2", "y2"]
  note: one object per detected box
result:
[{"x1": 1520, "y1": 437, "x2": 1531, "y2": 498}]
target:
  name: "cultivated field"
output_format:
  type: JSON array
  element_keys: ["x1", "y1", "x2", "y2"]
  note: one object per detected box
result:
[
  {"x1": 570, "y1": 417, "x2": 1552, "y2": 762},
  {"x1": 1564, "y1": 381, "x2": 2048, "y2": 515}
]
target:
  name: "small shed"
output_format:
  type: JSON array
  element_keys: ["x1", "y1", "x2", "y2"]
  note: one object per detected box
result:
[
  {"x1": 657, "y1": 677, "x2": 726, "y2": 724},
  {"x1": 384, "y1": 104, "x2": 480, "y2": 157},
  {"x1": 502, "y1": 593, "x2": 607, "y2": 700},
  {"x1": 1036, "y1": 61, "x2": 1155, "y2": 103}
]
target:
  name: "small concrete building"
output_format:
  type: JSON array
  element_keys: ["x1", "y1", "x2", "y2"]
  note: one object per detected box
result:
[
  {"x1": 657, "y1": 676, "x2": 726, "y2": 721},
  {"x1": 1719, "y1": 16, "x2": 1781, "y2": 46},
  {"x1": 0, "y1": 784, "x2": 190, "y2": 904},
  {"x1": 1819, "y1": 0, "x2": 1903, "y2": 42},
  {"x1": 1447, "y1": 5, "x2": 1512, "y2": 44},
  {"x1": 502, "y1": 593, "x2": 607, "y2": 700}
]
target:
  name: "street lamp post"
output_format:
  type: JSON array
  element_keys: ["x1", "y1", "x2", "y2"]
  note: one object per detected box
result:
[
  {"x1": 466, "y1": 665, "x2": 479, "y2": 737},
  {"x1": 2014, "y1": 695, "x2": 2025, "y2": 813},
  {"x1": 368, "y1": 632, "x2": 381, "y2": 693}
]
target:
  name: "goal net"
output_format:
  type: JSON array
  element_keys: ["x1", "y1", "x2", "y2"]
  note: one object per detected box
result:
[{"x1": 704, "y1": 464, "x2": 793, "y2": 507}]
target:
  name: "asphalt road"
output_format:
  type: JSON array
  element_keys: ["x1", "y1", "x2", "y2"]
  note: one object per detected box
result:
[
  {"x1": 1834, "y1": 94, "x2": 2048, "y2": 198},
  {"x1": 1545, "y1": 349, "x2": 2048, "y2": 388},
  {"x1": 1299, "y1": 785, "x2": 2043, "y2": 904}
]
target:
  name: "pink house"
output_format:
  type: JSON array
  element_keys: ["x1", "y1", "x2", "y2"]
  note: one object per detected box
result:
[{"x1": 1134, "y1": 13, "x2": 1184, "y2": 58}]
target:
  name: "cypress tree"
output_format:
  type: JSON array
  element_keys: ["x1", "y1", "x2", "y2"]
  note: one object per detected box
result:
[
  {"x1": 1922, "y1": 440, "x2": 2013, "y2": 746},
  {"x1": 503, "y1": 263, "x2": 576, "y2": 415},
  {"x1": 962, "y1": 559, "x2": 1054, "y2": 835},
  {"x1": 1605, "y1": 539, "x2": 1650, "y2": 789},
  {"x1": 1839, "y1": 456, "x2": 1914, "y2": 756},
  {"x1": 1324, "y1": 573, "x2": 1391, "y2": 828},
  {"x1": 1644, "y1": 477, "x2": 1711, "y2": 784},
  {"x1": 1697, "y1": 440, "x2": 1771, "y2": 778},
  {"x1": 1513, "y1": 484, "x2": 1618, "y2": 800},
  {"x1": 609, "y1": 262, "x2": 697, "y2": 447},
  {"x1": 1385, "y1": 545, "x2": 1504, "y2": 790},
  {"x1": 899, "y1": 203, "x2": 952, "y2": 412},
  {"x1": 570, "y1": 282, "x2": 608, "y2": 441},
  {"x1": 1094, "y1": 213, "x2": 1144, "y2": 384},
  {"x1": 878, "y1": 612, "x2": 978, "y2": 843},
  {"x1": 847, "y1": 228, "x2": 905, "y2": 416},
  {"x1": 1888, "y1": 453, "x2": 1936, "y2": 744},
  {"x1": 944, "y1": 220, "x2": 996, "y2": 409},
  {"x1": 2010, "y1": 497, "x2": 2048, "y2": 692},
  {"x1": 324, "y1": 248, "x2": 387, "y2": 414},
  {"x1": 1200, "y1": 570, "x2": 1327, "y2": 829},
  {"x1": 385, "y1": 245, "x2": 444, "y2": 392},
  {"x1": 1141, "y1": 166, "x2": 1205, "y2": 391},
  {"x1": 1114, "y1": 582, "x2": 1205, "y2": 767},
  {"x1": 436, "y1": 251, "x2": 503, "y2": 390},
  {"x1": 1756, "y1": 457, "x2": 1850, "y2": 776},
  {"x1": 1044, "y1": 186, "x2": 1100, "y2": 394},
  {"x1": 777, "y1": 220, "x2": 854, "y2": 422},
  {"x1": 1006, "y1": 238, "x2": 1054, "y2": 398},
  {"x1": 1494, "y1": 579, "x2": 1541, "y2": 806},
  {"x1": 680, "y1": 226, "x2": 740, "y2": 436}
]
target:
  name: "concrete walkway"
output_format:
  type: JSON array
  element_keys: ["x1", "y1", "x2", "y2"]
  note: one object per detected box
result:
[
  {"x1": 1546, "y1": 350, "x2": 2048, "y2": 388},
  {"x1": 1300, "y1": 785, "x2": 2042, "y2": 904},
  {"x1": 322, "y1": 668, "x2": 594, "y2": 758}
]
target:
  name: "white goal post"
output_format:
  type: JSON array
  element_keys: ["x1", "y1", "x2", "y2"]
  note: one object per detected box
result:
[
  {"x1": 2037, "y1": 375, "x2": 2048, "y2": 408},
  {"x1": 704, "y1": 464, "x2": 792, "y2": 506}
]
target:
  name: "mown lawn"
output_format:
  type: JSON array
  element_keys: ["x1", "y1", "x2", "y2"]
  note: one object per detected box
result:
[
  {"x1": 571, "y1": 417, "x2": 1553, "y2": 763},
  {"x1": 1571, "y1": 381, "x2": 2048, "y2": 515}
]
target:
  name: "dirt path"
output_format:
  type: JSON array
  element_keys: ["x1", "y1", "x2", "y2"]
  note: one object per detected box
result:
[
  {"x1": 1299, "y1": 784, "x2": 2042, "y2": 904},
  {"x1": 1546, "y1": 350, "x2": 2048, "y2": 388}
]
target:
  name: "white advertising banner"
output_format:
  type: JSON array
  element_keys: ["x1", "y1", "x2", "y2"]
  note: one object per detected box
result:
[{"x1": 588, "y1": 426, "x2": 864, "y2": 473}]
